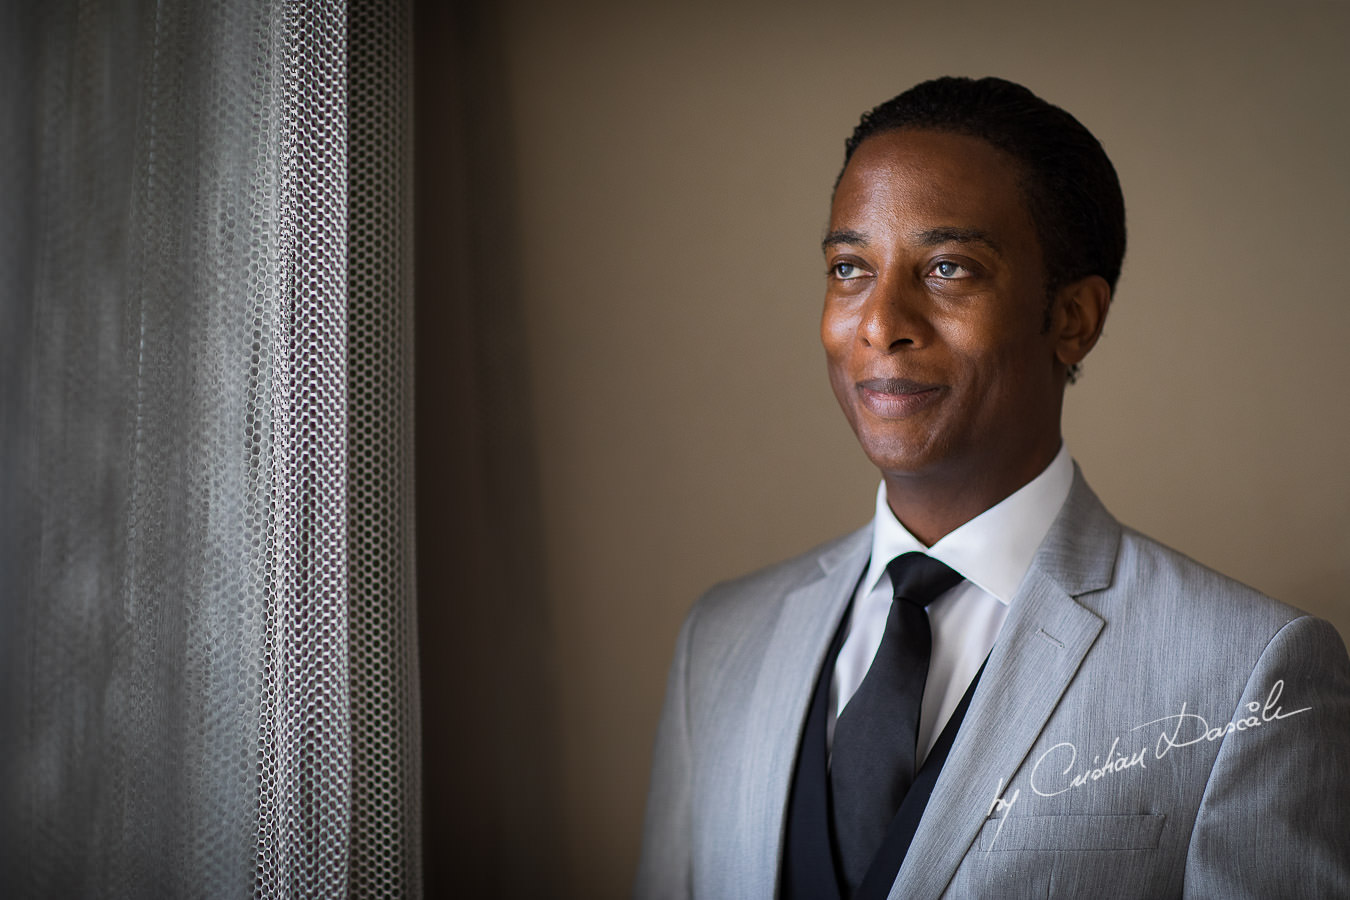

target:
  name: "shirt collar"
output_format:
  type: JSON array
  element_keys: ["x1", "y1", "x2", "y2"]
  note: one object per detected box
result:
[{"x1": 860, "y1": 443, "x2": 1074, "y2": 606}]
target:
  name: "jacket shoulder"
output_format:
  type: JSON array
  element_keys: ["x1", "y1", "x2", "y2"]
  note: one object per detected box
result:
[
  {"x1": 1110, "y1": 524, "x2": 1306, "y2": 628},
  {"x1": 678, "y1": 525, "x2": 869, "y2": 667},
  {"x1": 1079, "y1": 523, "x2": 1349, "y2": 691},
  {"x1": 696, "y1": 526, "x2": 867, "y2": 612}
]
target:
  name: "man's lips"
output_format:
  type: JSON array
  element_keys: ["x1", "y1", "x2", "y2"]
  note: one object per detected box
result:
[
  {"x1": 858, "y1": 377, "x2": 940, "y2": 395},
  {"x1": 855, "y1": 377, "x2": 942, "y2": 417}
]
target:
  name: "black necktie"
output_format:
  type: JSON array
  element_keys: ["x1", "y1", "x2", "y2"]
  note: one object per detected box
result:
[{"x1": 829, "y1": 552, "x2": 963, "y2": 894}]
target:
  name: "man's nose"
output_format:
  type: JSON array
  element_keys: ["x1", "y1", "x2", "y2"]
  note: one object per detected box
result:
[{"x1": 858, "y1": 274, "x2": 928, "y2": 351}]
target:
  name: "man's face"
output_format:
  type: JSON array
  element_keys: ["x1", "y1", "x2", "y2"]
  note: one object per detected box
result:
[{"x1": 822, "y1": 128, "x2": 1067, "y2": 495}]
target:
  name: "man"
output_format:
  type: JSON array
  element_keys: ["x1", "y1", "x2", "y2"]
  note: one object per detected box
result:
[{"x1": 634, "y1": 77, "x2": 1350, "y2": 899}]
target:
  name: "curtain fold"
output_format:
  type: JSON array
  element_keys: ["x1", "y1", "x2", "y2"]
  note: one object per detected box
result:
[{"x1": 0, "y1": 1, "x2": 418, "y2": 896}]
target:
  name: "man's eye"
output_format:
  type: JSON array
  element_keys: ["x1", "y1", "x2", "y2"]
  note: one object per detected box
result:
[
  {"x1": 832, "y1": 262, "x2": 863, "y2": 279},
  {"x1": 932, "y1": 261, "x2": 967, "y2": 279}
]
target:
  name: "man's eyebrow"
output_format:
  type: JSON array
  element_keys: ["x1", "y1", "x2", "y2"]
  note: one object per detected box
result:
[
  {"x1": 914, "y1": 227, "x2": 1003, "y2": 254},
  {"x1": 821, "y1": 228, "x2": 868, "y2": 253}
]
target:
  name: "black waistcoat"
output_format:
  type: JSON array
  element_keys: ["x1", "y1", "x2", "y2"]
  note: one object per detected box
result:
[{"x1": 781, "y1": 613, "x2": 985, "y2": 900}]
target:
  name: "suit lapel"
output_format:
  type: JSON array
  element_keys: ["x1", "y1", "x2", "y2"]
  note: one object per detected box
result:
[
  {"x1": 890, "y1": 469, "x2": 1121, "y2": 898},
  {"x1": 731, "y1": 527, "x2": 870, "y2": 895}
]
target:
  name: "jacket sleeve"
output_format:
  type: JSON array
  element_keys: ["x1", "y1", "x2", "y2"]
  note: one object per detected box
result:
[
  {"x1": 1183, "y1": 614, "x2": 1350, "y2": 896},
  {"x1": 634, "y1": 608, "x2": 697, "y2": 900}
]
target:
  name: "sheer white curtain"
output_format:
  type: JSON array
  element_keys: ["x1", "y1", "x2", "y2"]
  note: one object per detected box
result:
[{"x1": 0, "y1": 1, "x2": 418, "y2": 896}]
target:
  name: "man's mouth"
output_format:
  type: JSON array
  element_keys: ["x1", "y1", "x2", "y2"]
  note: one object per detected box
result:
[
  {"x1": 857, "y1": 377, "x2": 939, "y2": 396},
  {"x1": 855, "y1": 378, "x2": 942, "y2": 417}
]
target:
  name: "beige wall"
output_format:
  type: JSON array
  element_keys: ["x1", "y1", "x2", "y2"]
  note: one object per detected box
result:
[{"x1": 497, "y1": 1, "x2": 1350, "y2": 895}]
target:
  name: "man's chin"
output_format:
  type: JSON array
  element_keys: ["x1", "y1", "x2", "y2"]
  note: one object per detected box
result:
[{"x1": 855, "y1": 438, "x2": 948, "y2": 481}]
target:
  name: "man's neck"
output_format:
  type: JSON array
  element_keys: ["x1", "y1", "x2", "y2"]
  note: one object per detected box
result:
[{"x1": 882, "y1": 442, "x2": 1063, "y2": 547}]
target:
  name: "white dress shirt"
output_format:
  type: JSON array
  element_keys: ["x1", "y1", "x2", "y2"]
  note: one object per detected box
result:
[{"x1": 829, "y1": 444, "x2": 1074, "y2": 761}]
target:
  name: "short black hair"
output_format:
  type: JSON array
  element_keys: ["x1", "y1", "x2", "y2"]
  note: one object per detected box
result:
[{"x1": 839, "y1": 76, "x2": 1126, "y2": 298}]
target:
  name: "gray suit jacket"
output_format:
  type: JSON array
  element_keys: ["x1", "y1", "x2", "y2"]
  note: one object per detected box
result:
[{"x1": 635, "y1": 470, "x2": 1350, "y2": 898}]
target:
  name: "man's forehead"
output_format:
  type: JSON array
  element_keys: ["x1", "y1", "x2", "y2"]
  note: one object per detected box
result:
[{"x1": 826, "y1": 131, "x2": 1035, "y2": 257}]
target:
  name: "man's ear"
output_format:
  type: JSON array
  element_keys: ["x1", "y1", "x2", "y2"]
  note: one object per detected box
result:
[{"x1": 1052, "y1": 274, "x2": 1111, "y2": 370}]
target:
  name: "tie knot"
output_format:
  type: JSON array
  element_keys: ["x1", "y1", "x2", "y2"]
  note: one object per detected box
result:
[{"x1": 886, "y1": 552, "x2": 963, "y2": 609}]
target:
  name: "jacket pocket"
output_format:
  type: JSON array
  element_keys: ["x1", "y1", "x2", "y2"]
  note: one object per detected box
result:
[{"x1": 977, "y1": 813, "x2": 1165, "y2": 852}]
